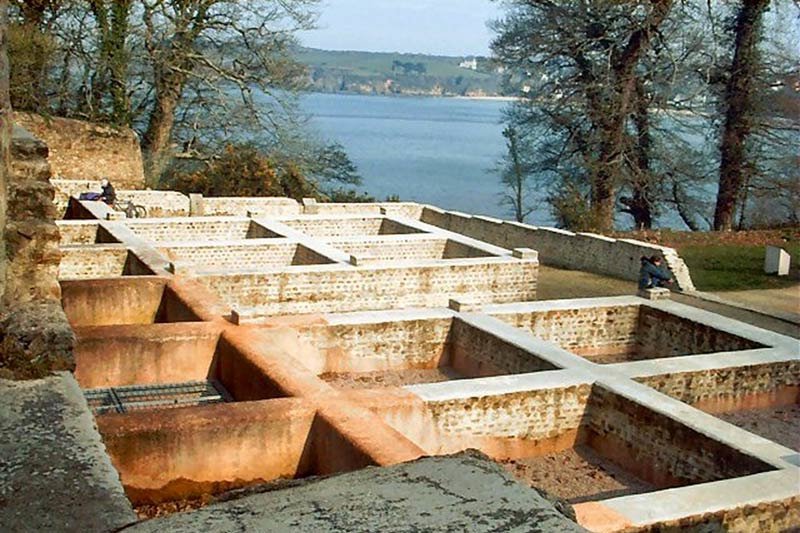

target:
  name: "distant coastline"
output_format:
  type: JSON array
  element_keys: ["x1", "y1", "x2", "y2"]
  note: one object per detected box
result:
[{"x1": 297, "y1": 47, "x2": 509, "y2": 100}]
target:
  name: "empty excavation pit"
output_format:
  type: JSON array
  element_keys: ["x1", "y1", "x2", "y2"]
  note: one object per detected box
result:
[
  {"x1": 490, "y1": 303, "x2": 764, "y2": 364},
  {"x1": 362, "y1": 381, "x2": 776, "y2": 505},
  {"x1": 289, "y1": 315, "x2": 558, "y2": 389}
]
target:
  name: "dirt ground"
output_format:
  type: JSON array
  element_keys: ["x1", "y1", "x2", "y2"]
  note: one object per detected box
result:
[
  {"x1": 711, "y1": 286, "x2": 800, "y2": 317},
  {"x1": 717, "y1": 404, "x2": 800, "y2": 452},
  {"x1": 500, "y1": 446, "x2": 654, "y2": 504},
  {"x1": 320, "y1": 367, "x2": 464, "y2": 389},
  {"x1": 537, "y1": 266, "x2": 636, "y2": 300}
]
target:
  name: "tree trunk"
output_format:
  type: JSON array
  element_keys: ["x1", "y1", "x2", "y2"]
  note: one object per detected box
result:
[
  {"x1": 630, "y1": 77, "x2": 654, "y2": 230},
  {"x1": 108, "y1": 0, "x2": 132, "y2": 126},
  {"x1": 590, "y1": 0, "x2": 673, "y2": 232},
  {"x1": 713, "y1": 0, "x2": 769, "y2": 231},
  {"x1": 141, "y1": 69, "x2": 186, "y2": 186},
  {"x1": 89, "y1": 0, "x2": 132, "y2": 126}
]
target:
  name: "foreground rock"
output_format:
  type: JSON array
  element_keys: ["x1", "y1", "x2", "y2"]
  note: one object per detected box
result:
[
  {"x1": 131, "y1": 450, "x2": 585, "y2": 532},
  {"x1": 0, "y1": 301, "x2": 74, "y2": 379},
  {"x1": 0, "y1": 373, "x2": 136, "y2": 532}
]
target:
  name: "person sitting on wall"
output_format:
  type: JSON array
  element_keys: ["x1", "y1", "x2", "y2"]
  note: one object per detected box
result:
[
  {"x1": 638, "y1": 255, "x2": 673, "y2": 290},
  {"x1": 78, "y1": 178, "x2": 116, "y2": 205}
]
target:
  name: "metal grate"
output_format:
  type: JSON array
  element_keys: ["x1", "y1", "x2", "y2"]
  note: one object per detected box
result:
[{"x1": 84, "y1": 380, "x2": 232, "y2": 415}]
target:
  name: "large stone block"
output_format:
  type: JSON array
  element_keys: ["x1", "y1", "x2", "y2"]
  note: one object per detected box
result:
[
  {"x1": 0, "y1": 301, "x2": 75, "y2": 379},
  {"x1": 764, "y1": 246, "x2": 791, "y2": 276}
]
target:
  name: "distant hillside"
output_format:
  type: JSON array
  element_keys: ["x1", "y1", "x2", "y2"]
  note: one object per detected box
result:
[{"x1": 295, "y1": 48, "x2": 505, "y2": 97}]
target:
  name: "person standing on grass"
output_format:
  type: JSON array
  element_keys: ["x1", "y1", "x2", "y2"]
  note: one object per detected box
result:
[{"x1": 638, "y1": 255, "x2": 673, "y2": 290}]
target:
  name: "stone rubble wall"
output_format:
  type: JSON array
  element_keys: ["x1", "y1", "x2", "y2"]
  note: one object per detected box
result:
[
  {"x1": 312, "y1": 202, "x2": 424, "y2": 219},
  {"x1": 201, "y1": 260, "x2": 538, "y2": 316},
  {"x1": 160, "y1": 242, "x2": 332, "y2": 271},
  {"x1": 4, "y1": 126, "x2": 62, "y2": 303},
  {"x1": 126, "y1": 218, "x2": 276, "y2": 243},
  {"x1": 637, "y1": 307, "x2": 763, "y2": 356},
  {"x1": 420, "y1": 206, "x2": 696, "y2": 291},
  {"x1": 52, "y1": 180, "x2": 191, "y2": 218},
  {"x1": 490, "y1": 305, "x2": 640, "y2": 354},
  {"x1": 450, "y1": 318, "x2": 558, "y2": 376},
  {"x1": 1, "y1": 125, "x2": 75, "y2": 378},
  {"x1": 337, "y1": 238, "x2": 452, "y2": 263},
  {"x1": 59, "y1": 245, "x2": 129, "y2": 279},
  {"x1": 587, "y1": 386, "x2": 772, "y2": 485},
  {"x1": 198, "y1": 196, "x2": 302, "y2": 217},
  {"x1": 57, "y1": 221, "x2": 105, "y2": 245},
  {"x1": 294, "y1": 318, "x2": 454, "y2": 374},
  {"x1": 637, "y1": 360, "x2": 800, "y2": 406},
  {"x1": 281, "y1": 217, "x2": 421, "y2": 238},
  {"x1": 425, "y1": 385, "x2": 592, "y2": 439},
  {"x1": 15, "y1": 112, "x2": 145, "y2": 189}
]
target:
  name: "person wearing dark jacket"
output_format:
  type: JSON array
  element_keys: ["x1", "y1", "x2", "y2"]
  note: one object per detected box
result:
[
  {"x1": 78, "y1": 178, "x2": 116, "y2": 205},
  {"x1": 99, "y1": 178, "x2": 116, "y2": 205},
  {"x1": 638, "y1": 255, "x2": 673, "y2": 289}
]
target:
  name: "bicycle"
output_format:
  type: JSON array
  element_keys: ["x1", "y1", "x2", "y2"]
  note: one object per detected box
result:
[{"x1": 114, "y1": 200, "x2": 148, "y2": 219}]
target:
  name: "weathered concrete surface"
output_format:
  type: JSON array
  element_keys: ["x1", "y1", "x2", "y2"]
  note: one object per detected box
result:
[
  {"x1": 0, "y1": 373, "x2": 136, "y2": 532},
  {"x1": 130, "y1": 451, "x2": 585, "y2": 532}
]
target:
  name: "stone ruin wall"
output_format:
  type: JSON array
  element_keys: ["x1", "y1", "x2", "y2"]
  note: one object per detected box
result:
[
  {"x1": 491, "y1": 305, "x2": 641, "y2": 354},
  {"x1": 0, "y1": 125, "x2": 74, "y2": 379},
  {"x1": 60, "y1": 245, "x2": 130, "y2": 279},
  {"x1": 50, "y1": 174, "x2": 697, "y2": 293},
  {"x1": 637, "y1": 360, "x2": 800, "y2": 406},
  {"x1": 419, "y1": 205, "x2": 696, "y2": 291},
  {"x1": 201, "y1": 260, "x2": 538, "y2": 316},
  {"x1": 15, "y1": 112, "x2": 145, "y2": 189}
]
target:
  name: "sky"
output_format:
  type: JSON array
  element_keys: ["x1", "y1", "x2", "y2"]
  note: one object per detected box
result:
[{"x1": 299, "y1": 0, "x2": 504, "y2": 56}]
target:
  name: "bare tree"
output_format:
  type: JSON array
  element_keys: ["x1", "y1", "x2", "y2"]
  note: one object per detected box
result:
[
  {"x1": 493, "y1": 0, "x2": 674, "y2": 232},
  {"x1": 497, "y1": 126, "x2": 534, "y2": 222},
  {"x1": 713, "y1": 0, "x2": 771, "y2": 230},
  {"x1": 138, "y1": 0, "x2": 317, "y2": 185}
]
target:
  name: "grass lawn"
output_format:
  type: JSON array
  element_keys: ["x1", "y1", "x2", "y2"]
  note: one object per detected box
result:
[{"x1": 680, "y1": 244, "x2": 800, "y2": 292}]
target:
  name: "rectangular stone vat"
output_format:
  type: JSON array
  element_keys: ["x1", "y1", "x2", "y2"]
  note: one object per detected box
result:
[
  {"x1": 287, "y1": 313, "x2": 557, "y2": 389},
  {"x1": 490, "y1": 303, "x2": 764, "y2": 364},
  {"x1": 94, "y1": 400, "x2": 398, "y2": 506},
  {"x1": 362, "y1": 380, "x2": 776, "y2": 504},
  {"x1": 62, "y1": 277, "x2": 202, "y2": 326},
  {"x1": 637, "y1": 360, "x2": 800, "y2": 452}
]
